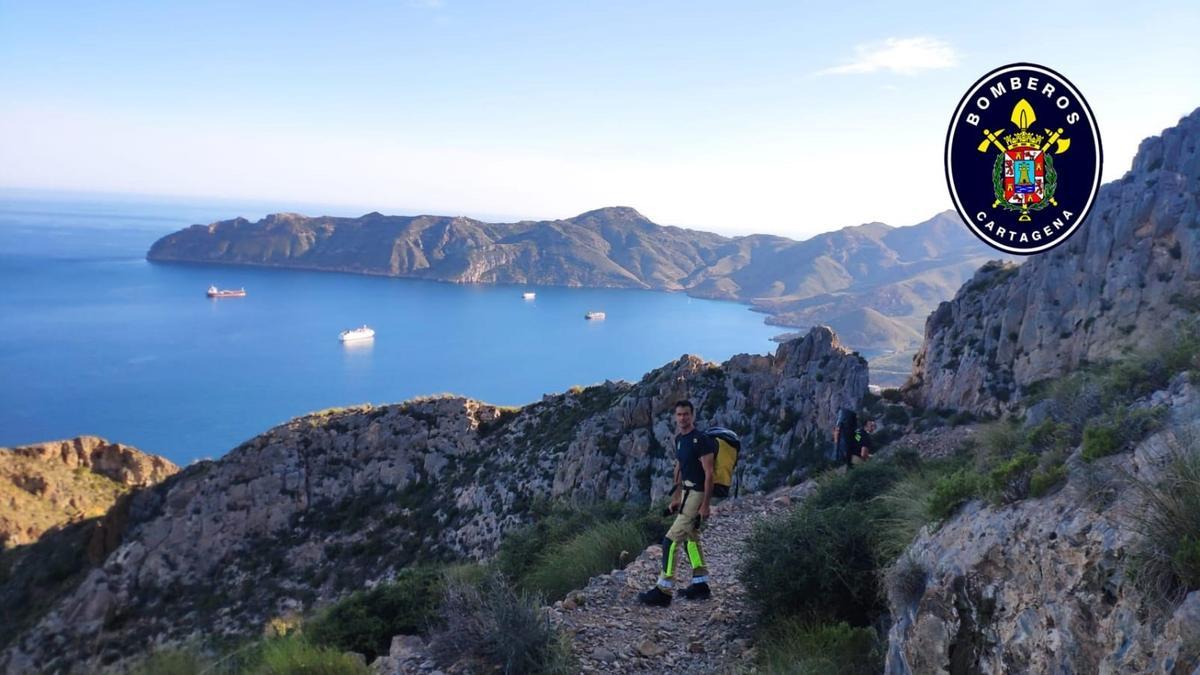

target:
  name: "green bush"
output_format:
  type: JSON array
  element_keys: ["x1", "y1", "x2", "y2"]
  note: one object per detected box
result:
[
  {"x1": 1029, "y1": 463, "x2": 1068, "y2": 498},
  {"x1": 741, "y1": 505, "x2": 882, "y2": 626},
  {"x1": 805, "y1": 461, "x2": 902, "y2": 511},
  {"x1": 519, "y1": 519, "x2": 652, "y2": 600},
  {"x1": 306, "y1": 566, "x2": 446, "y2": 661},
  {"x1": 1082, "y1": 406, "x2": 1166, "y2": 462},
  {"x1": 429, "y1": 572, "x2": 575, "y2": 675},
  {"x1": 988, "y1": 452, "x2": 1037, "y2": 503},
  {"x1": 250, "y1": 636, "x2": 370, "y2": 675},
  {"x1": 753, "y1": 619, "x2": 884, "y2": 675},
  {"x1": 928, "y1": 469, "x2": 983, "y2": 521},
  {"x1": 496, "y1": 501, "x2": 649, "y2": 584},
  {"x1": 1129, "y1": 440, "x2": 1200, "y2": 605},
  {"x1": 130, "y1": 649, "x2": 206, "y2": 675}
]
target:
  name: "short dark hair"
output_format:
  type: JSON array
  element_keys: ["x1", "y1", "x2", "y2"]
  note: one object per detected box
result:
[{"x1": 673, "y1": 399, "x2": 694, "y2": 413}]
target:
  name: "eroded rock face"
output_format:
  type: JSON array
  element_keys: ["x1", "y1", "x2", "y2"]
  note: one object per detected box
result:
[
  {"x1": 905, "y1": 107, "x2": 1200, "y2": 416},
  {"x1": 0, "y1": 437, "x2": 179, "y2": 548},
  {"x1": 0, "y1": 327, "x2": 866, "y2": 674},
  {"x1": 887, "y1": 376, "x2": 1200, "y2": 674}
]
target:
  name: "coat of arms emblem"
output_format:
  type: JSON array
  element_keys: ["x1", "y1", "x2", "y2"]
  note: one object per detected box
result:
[
  {"x1": 978, "y1": 99, "x2": 1070, "y2": 222},
  {"x1": 945, "y1": 63, "x2": 1102, "y2": 255}
]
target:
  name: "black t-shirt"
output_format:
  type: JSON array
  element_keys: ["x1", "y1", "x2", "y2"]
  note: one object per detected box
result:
[
  {"x1": 676, "y1": 428, "x2": 717, "y2": 486},
  {"x1": 853, "y1": 428, "x2": 872, "y2": 455}
]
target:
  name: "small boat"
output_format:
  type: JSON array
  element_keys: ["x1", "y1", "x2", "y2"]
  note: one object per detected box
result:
[
  {"x1": 339, "y1": 325, "x2": 376, "y2": 342},
  {"x1": 207, "y1": 285, "x2": 246, "y2": 298},
  {"x1": 585, "y1": 311, "x2": 606, "y2": 320},
  {"x1": 522, "y1": 292, "x2": 536, "y2": 300}
]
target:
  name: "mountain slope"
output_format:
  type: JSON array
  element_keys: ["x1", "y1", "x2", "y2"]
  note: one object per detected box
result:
[
  {"x1": 0, "y1": 327, "x2": 866, "y2": 673},
  {"x1": 0, "y1": 437, "x2": 178, "y2": 549},
  {"x1": 904, "y1": 107, "x2": 1200, "y2": 415}
]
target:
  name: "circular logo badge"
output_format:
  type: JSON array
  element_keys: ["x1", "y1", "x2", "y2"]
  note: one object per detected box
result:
[{"x1": 945, "y1": 63, "x2": 1102, "y2": 255}]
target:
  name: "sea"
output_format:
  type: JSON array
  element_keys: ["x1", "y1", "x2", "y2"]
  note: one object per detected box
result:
[{"x1": 0, "y1": 192, "x2": 780, "y2": 466}]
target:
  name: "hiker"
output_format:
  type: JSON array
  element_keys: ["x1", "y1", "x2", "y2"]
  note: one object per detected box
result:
[
  {"x1": 852, "y1": 419, "x2": 876, "y2": 466},
  {"x1": 833, "y1": 407, "x2": 858, "y2": 468},
  {"x1": 638, "y1": 399, "x2": 716, "y2": 607}
]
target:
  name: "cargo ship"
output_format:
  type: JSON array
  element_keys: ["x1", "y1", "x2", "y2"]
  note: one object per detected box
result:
[
  {"x1": 585, "y1": 311, "x2": 606, "y2": 320},
  {"x1": 339, "y1": 325, "x2": 376, "y2": 342},
  {"x1": 522, "y1": 292, "x2": 536, "y2": 300},
  {"x1": 207, "y1": 285, "x2": 246, "y2": 298}
]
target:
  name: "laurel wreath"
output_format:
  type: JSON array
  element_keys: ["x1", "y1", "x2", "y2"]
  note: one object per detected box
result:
[{"x1": 992, "y1": 153, "x2": 1058, "y2": 213}]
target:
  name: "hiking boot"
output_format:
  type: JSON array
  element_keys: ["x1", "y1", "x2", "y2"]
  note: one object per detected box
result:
[
  {"x1": 637, "y1": 586, "x2": 672, "y2": 607},
  {"x1": 679, "y1": 582, "x2": 711, "y2": 600}
]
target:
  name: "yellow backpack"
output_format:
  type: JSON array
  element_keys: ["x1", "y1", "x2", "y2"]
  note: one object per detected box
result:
[{"x1": 705, "y1": 427, "x2": 742, "y2": 498}]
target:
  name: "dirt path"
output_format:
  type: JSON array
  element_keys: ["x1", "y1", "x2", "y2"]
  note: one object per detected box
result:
[{"x1": 548, "y1": 484, "x2": 813, "y2": 673}]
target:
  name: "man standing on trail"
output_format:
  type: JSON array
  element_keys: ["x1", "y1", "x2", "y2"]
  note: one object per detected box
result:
[
  {"x1": 833, "y1": 407, "x2": 858, "y2": 469},
  {"x1": 638, "y1": 399, "x2": 716, "y2": 607}
]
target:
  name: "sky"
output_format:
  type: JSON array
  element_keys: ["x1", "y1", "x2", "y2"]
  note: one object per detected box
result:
[{"x1": 1, "y1": 1, "x2": 1198, "y2": 238}]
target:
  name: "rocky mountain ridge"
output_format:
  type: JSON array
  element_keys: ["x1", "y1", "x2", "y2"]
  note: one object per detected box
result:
[
  {"x1": 905, "y1": 106, "x2": 1200, "y2": 415},
  {"x1": 147, "y1": 206, "x2": 1003, "y2": 381},
  {"x1": 0, "y1": 436, "x2": 178, "y2": 549},
  {"x1": 0, "y1": 327, "x2": 866, "y2": 673}
]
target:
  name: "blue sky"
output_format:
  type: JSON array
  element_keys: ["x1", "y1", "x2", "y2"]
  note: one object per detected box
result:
[{"x1": 2, "y1": 1, "x2": 1197, "y2": 237}]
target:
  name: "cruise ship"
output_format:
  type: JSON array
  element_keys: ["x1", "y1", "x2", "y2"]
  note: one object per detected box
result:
[
  {"x1": 522, "y1": 292, "x2": 536, "y2": 300},
  {"x1": 339, "y1": 325, "x2": 376, "y2": 342},
  {"x1": 206, "y1": 285, "x2": 246, "y2": 298},
  {"x1": 585, "y1": 311, "x2": 606, "y2": 320}
]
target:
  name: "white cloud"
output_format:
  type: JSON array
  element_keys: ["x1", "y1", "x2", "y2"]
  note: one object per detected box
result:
[{"x1": 817, "y1": 37, "x2": 958, "y2": 76}]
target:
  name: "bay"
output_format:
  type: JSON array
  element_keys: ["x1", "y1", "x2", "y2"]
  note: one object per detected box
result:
[{"x1": 0, "y1": 193, "x2": 779, "y2": 465}]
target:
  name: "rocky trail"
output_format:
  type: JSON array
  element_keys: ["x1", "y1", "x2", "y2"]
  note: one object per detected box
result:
[{"x1": 375, "y1": 484, "x2": 814, "y2": 674}]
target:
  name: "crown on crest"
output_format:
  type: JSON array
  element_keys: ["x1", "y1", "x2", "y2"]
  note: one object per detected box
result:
[{"x1": 1003, "y1": 99, "x2": 1043, "y2": 149}]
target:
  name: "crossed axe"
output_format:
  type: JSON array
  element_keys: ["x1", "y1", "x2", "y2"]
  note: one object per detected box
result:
[{"x1": 976, "y1": 127, "x2": 1071, "y2": 154}]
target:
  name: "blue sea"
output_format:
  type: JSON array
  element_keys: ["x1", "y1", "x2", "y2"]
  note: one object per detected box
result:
[{"x1": 0, "y1": 192, "x2": 779, "y2": 465}]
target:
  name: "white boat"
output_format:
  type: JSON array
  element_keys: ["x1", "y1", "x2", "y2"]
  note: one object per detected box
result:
[
  {"x1": 585, "y1": 311, "x2": 606, "y2": 320},
  {"x1": 206, "y1": 285, "x2": 246, "y2": 298},
  {"x1": 339, "y1": 325, "x2": 375, "y2": 342},
  {"x1": 522, "y1": 292, "x2": 536, "y2": 300}
]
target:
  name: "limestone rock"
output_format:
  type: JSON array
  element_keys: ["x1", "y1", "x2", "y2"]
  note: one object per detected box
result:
[{"x1": 905, "y1": 107, "x2": 1200, "y2": 415}]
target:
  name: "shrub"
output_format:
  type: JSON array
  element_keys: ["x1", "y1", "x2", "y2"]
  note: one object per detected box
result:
[
  {"x1": 519, "y1": 519, "x2": 651, "y2": 600},
  {"x1": 883, "y1": 553, "x2": 928, "y2": 610},
  {"x1": 881, "y1": 388, "x2": 903, "y2": 403},
  {"x1": 928, "y1": 469, "x2": 983, "y2": 521},
  {"x1": 1128, "y1": 439, "x2": 1200, "y2": 605},
  {"x1": 1082, "y1": 406, "x2": 1166, "y2": 462},
  {"x1": 741, "y1": 505, "x2": 883, "y2": 626},
  {"x1": 130, "y1": 649, "x2": 206, "y2": 675},
  {"x1": 753, "y1": 619, "x2": 884, "y2": 675},
  {"x1": 496, "y1": 501, "x2": 646, "y2": 583},
  {"x1": 988, "y1": 452, "x2": 1037, "y2": 503},
  {"x1": 250, "y1": 636, "x2": 370, "y2": 675},
  {"x1": 805, "y1": 461, "x2": 902, "y2": 512},
  {"x1": 1029, "y1": 462, "x2": 1068, "y2": 498},
  {"x1": 428, "y1": 572, "x2": 575, "y2": 675},
  {"x1": 306, "y1": 566, "x2": 445, "y2": 661}
]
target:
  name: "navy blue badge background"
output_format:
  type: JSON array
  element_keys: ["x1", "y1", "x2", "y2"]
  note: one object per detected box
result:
[{"x1": 945, "y1": 63, "x2": 1101, "y2": 254}]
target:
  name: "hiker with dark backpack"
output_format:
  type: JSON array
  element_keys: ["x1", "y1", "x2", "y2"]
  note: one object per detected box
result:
[
  {"x1": 853, "y1": 419, "x2": 876, "y2": 465},
  {"x1": 833, "y1": 407, "x2": 858, "y2": 469}
]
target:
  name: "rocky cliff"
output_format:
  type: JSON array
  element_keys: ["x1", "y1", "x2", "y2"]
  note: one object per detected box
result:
[
  {"x1": 905, "y1": 107, "x2": 1200, "y2": 415},
  {"x1": 147, "y1": 206, "x2": 1001, "y2": 378},
  {"x1": 887, "y1": 375, "x2": 1200, "y2": 674},
  {"x1": 0, "y1": 436, "x2": 178, "y2": 549},
  {"x1": 0, "y1": 327, "x2": 866, "y2": 673}
]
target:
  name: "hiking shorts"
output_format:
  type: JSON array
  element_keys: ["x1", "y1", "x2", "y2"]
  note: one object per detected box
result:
[{"x1": 666, "y1": 481, "x2": 705, "y2": 542}]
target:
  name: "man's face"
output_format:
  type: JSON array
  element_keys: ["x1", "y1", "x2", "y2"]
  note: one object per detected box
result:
[
  {"x1": 674, "y1": 406, "x2": 693, "y2": 432},
  {"x1": 865, "y1": 421, "x2": 876, "y2": 432}
]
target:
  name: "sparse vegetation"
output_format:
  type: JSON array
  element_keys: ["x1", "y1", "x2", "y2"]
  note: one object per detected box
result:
[
  {"x1": 1128, "y1": 435, "x2": 1200, "y2": 606},
  {"x1": 428, "y1": 572, "x2": 575, "y2": 675},
  {"x1": 306, "y1": 566, "x2": 448, "y2": 661},
  {"x1": 752, "y1": 619, "x2": 884, "y2": 675}
]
